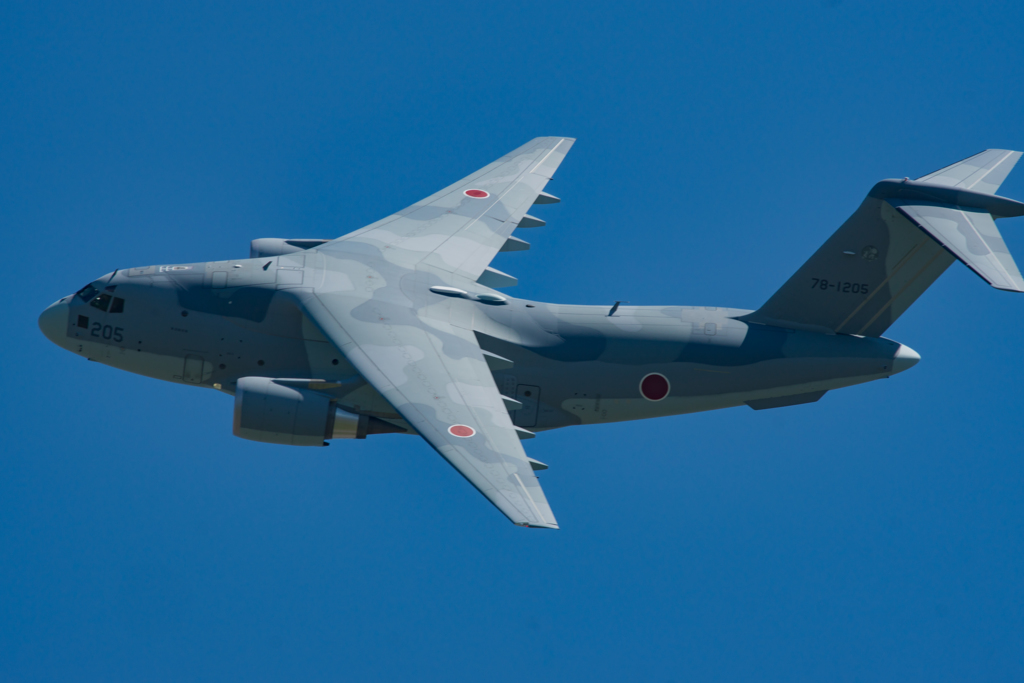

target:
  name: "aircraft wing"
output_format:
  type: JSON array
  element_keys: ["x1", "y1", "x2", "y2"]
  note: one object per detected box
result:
[
  {"x1": 295, "y1": 289, "x2": 558, "y2": 528},
  {"x1": 288, "y1": 139, "x2": 577, "y2": 527},
  {"x1": 322, "y1": 136, "x2": 574, "y2": 283}
]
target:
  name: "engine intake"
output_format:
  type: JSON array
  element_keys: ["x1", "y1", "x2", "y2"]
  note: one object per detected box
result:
[
  {"x1": 233, "y1": 377, "x2": 359, "y2": 446},
  {"x1": 250, "y1": 238, "x2": 330, "y2": 258},
  {"x1": 232, "y1": 377, "x2": 408, "y2": 446}
]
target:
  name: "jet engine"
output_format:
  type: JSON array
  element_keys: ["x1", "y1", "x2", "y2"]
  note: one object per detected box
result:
[
  {"x1": 249, "y1": 238, "x2": 330, "y2": 258},
  {"x1": 232, "y1": 376, "x2": 361, "y2": 446}
]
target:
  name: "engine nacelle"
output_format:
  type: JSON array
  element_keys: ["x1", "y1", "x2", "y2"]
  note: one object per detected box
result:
[
  {"x1": 233, "y1": 377, "x2": 361, "y2": 446},
  {"x1": 249, "y1": 238, "x2": 330, "y2": 258}
]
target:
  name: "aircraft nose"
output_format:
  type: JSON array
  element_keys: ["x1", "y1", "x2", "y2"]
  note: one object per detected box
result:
[
  {"x1": 38, "y1": 298, "x2": 70, "y2": 346},
  {"x1": 891, "y1": 344, "x2": 921, "y2": 374}
]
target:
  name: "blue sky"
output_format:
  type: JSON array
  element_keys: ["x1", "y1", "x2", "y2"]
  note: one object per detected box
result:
[{"x1": 3, "y1": 1, "x2": 1024, "y2": 680}]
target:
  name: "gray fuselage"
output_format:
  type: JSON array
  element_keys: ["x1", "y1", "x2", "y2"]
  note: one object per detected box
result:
[{"x1": 39, "y1": 254, "x2": 916, "y2": 434}]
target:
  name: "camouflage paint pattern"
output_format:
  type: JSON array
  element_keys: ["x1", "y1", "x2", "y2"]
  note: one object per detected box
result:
[{"x1": 38, "y1": 142, "x2": 1024, "y2": 528}]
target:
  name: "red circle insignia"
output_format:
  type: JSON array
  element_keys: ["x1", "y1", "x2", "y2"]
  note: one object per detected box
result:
[
  {"x1": 448, "y1": 424, "x2": 476, "y2": 438},
  {"x1": 640, "y1": 373, "x2": 670, "y2": 401},
  {"x1": 464, "y1": 189, "x2": 489, "y2": 198}
]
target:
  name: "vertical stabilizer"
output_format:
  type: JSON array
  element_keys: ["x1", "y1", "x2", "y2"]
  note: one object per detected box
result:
[{"x1": 741, "y1": 150, "x2": 1024, "y2": 336}]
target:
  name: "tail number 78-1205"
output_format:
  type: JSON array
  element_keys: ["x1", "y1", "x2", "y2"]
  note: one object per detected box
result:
[{"x1": 811, "y1": 278, "x2": 869, "y2": 294}]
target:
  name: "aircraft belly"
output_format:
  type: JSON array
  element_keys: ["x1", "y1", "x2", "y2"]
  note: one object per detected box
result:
[
  {"x1": 484, "y1": 318, "x2": 904, "y2": 431},
  {"x1": 71, "y1": 338, "x2": 191, "y2": 383},
  {"x1": 561, "y1": 364, "x2": 892, "y2": 425}
]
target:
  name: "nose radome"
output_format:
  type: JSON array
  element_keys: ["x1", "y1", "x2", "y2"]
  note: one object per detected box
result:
[
  {"x1": 892, "y1": 344, "x2": 921, "y2": 374},
  {"x1": 38, "y1": 299, "x2": 70, "y2": 346}
]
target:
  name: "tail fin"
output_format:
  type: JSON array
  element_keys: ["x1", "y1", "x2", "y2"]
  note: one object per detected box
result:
[{"x1": 740, "y1": 150, "x2": 1024, "y2": 336}]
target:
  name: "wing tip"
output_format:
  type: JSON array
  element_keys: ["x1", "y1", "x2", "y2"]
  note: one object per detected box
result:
[
  {"x1": 516, "y1": 521, "x2": 560, "y2": 530},
  {"x1": 992, "y1": 283, "x2": 1024, "y2": 293},
  {"x1": 529, "y1": 136, "x2": 576, "y2": 147}
]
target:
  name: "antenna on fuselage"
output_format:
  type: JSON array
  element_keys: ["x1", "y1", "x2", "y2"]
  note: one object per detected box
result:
[{"x1": 608, "y1": 301, "x2": 629, "y2": 316}]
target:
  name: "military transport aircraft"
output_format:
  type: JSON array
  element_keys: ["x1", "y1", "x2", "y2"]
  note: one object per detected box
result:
[{"x1": 38, "y1": 139, "x2": 1024, "y2": 528}]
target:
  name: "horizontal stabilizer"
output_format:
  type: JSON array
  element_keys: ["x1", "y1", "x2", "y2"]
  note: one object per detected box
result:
[
  {"x1": 891, "y1": 202, "x2": 1024, "y2": 292},
  {"x1": 917, "y1": 149, "x2": 1023, "y2": 195},
  {"x1": 870, "y1": 178, "x2": 1024, "y2": 218}
]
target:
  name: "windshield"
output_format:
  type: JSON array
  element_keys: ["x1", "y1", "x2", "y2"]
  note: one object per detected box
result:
[
  {"x1": 74, "y1": 284, "x2": 125, "y2": 314},
  {"x1": 90, "y1": 293, "x2": 112, "y2": 312}
]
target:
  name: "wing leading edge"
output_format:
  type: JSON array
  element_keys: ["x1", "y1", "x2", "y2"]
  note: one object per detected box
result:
[{"x1": 321, "y1": 137, "x2": 574, "y2": 283}]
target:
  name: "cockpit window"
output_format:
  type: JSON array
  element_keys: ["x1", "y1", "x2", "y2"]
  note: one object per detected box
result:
[
  {"x1": 76, "y1": 284, "x2": 98, "y2": 302},
  {"x1": 90, "y1": 293, "x2": 112, "y2": 312},
  {"x1": 109, "y1": 297, "x2": 125, "y2": 313}
]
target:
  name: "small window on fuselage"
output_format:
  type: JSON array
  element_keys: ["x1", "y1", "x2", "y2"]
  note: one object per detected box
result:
[
  {"x1": 109, "y1": 297, "x2": 125, "y2": 313},
  {"x1": 76, "y1": 284, "x2": 98, "y2": 302},
  {"x1": 90, "y1": 293, "x2": 112, "y2": 312}
]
